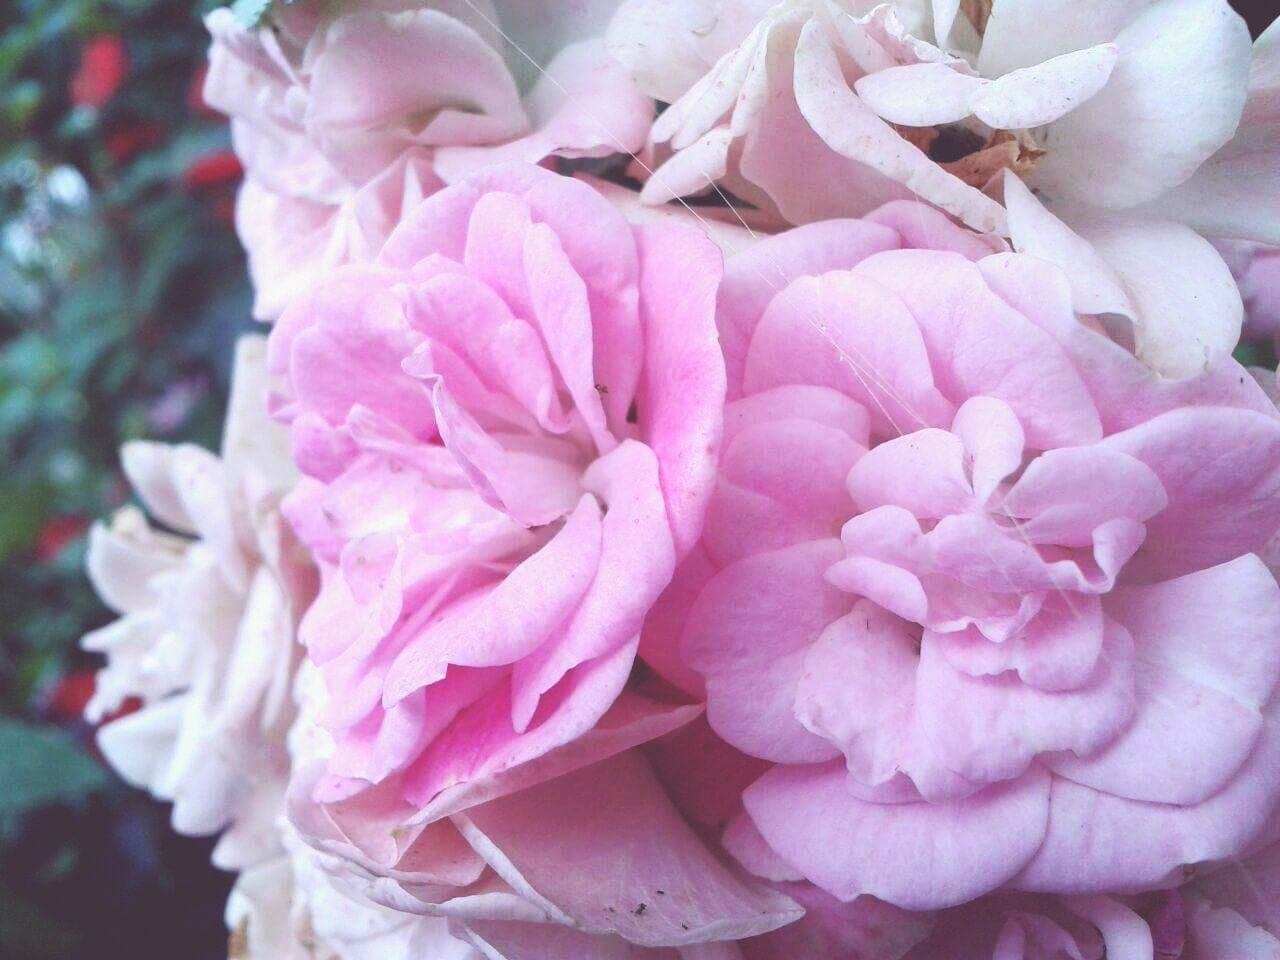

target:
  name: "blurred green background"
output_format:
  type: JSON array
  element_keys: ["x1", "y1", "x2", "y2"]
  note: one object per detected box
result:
[
  {"x1": 1, "y1": 0, "x2": 252, "y2": 955},
  {"x1": 0, "y1": 0, "x2": 1274, "y2": 958}
]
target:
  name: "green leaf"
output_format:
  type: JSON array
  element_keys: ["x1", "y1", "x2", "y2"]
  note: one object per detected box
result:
[
  {"x1": 0, "y1": 482, "x2": 51, "y2": 562},
  {"x1": 0, "y1": 891, "x2": 79, "y2": 958},
  {"x1": 230, "y1": 0, "x2": 272, "y2": 28},
  {"x1": 0, "y1": 720, "x2": 108, "y2": 817}
]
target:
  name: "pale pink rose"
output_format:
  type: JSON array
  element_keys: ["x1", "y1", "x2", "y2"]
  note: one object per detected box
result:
[
  {"x1": 610, "y1": 1, "x2": 1276, "y2": 378},
  {"x1": 269, "y1": 165, "x2": 800, "y2": 954},
  {"x1": 84, "y1": 337, "x2": 316, "y2": 871},
  {"x1": 610, "y1": 0, "x2": 1252, "y2": 231},
  {"x1": 653, "y1": 206, "x2": 1280, "y2": 914},
  {"x1": 204, "y1": 0, "x2": 652, "y2": 319}
]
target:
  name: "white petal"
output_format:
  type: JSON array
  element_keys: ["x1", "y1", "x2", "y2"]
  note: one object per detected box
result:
[
  {"x1": 1029, "y1": 0, "x2": 1252, "y2": 208},
  {"x1": 96, "y1": 696, "x2": 184, "y2": 789},
  {"x1": 605, "y1": 0, "x2": 721, "y2": 103},
  {"x1": 854, "y1": 62, "x2": 988, "y2": 126},
  {"x1": 120, "y1": 443, "x2": 196, "y2": 534},
  {"x1": 221, "y1": 335, "x2": 296, "y2": 493},
  {"x1": 1003, "y1": 173, "x2": 1135, "y2": 317},
  {"x1": 979, "y1": 0, "x2": 1154, "y2": 77},
  {"x1": 1068, "y1": 210, "x2": 1244, "y2": 378},
  {"x1": 792, "y1": 17, "x2": 1007, "y2": 233},
  {"x1": 1130, "y1": 22, "x2": 1280, "y2": 243},
  {"x1": 640, "y1": 126, "x2": 734, "y2": 205},
  {"x1": 1004, "y1": 174, "x2": 1243, "y2": 377},
  {"x1": 971, "y1": 43, "x2": 1118, "y2": 130}
]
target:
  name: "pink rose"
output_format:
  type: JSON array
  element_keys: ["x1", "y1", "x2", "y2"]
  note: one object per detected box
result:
[
  {"x1": 269, "y1": 166, "x2": 809, "y2": 953},
  {"x1": 657, "y1": 204, "x2": 1280, "y2": 913},
  {"x1": 204, "y1": 0, "x2": 652, "y2": 319}
]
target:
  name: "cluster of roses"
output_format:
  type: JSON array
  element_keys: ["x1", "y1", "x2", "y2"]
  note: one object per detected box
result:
[{"x1": 83, "y1": 1, "x2": 1280, "y2": 958}]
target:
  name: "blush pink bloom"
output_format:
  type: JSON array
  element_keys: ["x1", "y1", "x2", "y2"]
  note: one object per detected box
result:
[
  {"x1": 268, "y1": 165, "x2": 805, "y2": 954},
  {"x1": 656, "y1": 204, "x2": 1280, "y2": 914},
  {"x1": 203, "y1": 0, "x2": 652, "y2": 319}
]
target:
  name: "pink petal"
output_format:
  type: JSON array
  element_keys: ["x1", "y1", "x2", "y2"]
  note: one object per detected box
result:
[
  {"x1": 793, "y1": 603, "x2": 920, "y2": 786},
  {"x1": 936, "y1": 594, "x2": 1106, "y2": 692},
  {"x1": 1051, "y1": 557, "x2": 1280, "y2": 805},
  {"x1": 976, "y1": 247, "x2": 1278, "y2": 432},
  {"x1": 1002, "y1": 446, "x2": 1167, "y2": 547},
  {"x1": 847, "y1": 428, "x2": 973, "y2": 518},
  {"x1": 916, "y1": 618, "x2": 1136, "y2": 785},
  {"x1": 381, "y1": 496, "x2": 603, "y2": 705},
  {"x1": 706, "y1": 418, "x2": 864, "y2": 566},
  {"x1": 951, "y1": 396, "x2": 1025, "y2": 504},
  {"x1": 632, "y1": 221, "x2": 726, "y2": 557},
  {"x1": 851, "y1": 250, "x2": 1102, "y2": 448},
  {"x1": 523, "y1": 221, "x2": 613, "y2": 453},
  {"x1": 645, "y1": 717, "x2": 772, "y2": 829},
  {"x1": 1013, "y1": 706, "x2": 1280, "y2": 894},
  {"x1": 745, "y1": 762, "x2": 1051, "y2": 910},
  {"x1": 682, "y1": 540, "x2": 847, "y2": 764},
  {"x1": 638, "y1": 547, "x2": 715, "y2": 699},
  {"x1": 742, "y1": 882, "x2": 934, "y2": 960},
  {"x1": 509, "y1": 441, "x2": 676, "y2": 730},
  {"x1": 458, "y1": 920, "x2": 675, "y2": 960},
  {"x1": 1099, "y1": 408, "x2": 1280, "y2": 582},
  {"x1": 403, "y1": 643, "x2": 653, "y2": 812},
  {"x1": 455, "y1": 752, "x2": 803, "y2": 946},
  {"x1": 742, "y1": 270, "x2": 954, "y2": 438},
  {"x1": 717, "y1": 221, "x2": 901, "y2": 399}
]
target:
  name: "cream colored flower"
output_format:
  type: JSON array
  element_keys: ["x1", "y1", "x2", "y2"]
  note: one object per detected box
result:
[{"x1": 84, "y1": 336, "x2": 315, "y2": 870}]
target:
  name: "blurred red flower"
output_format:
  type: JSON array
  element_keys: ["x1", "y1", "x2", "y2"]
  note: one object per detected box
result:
[
  {"x1": 105, "y1": 121, "x2": 162, "y2": 164},
  {"x1": 35, "y1": 515, "x2": 88, "y2": 562},
  {"x1": 46, "y1": 670, "x2": 97, "y2": 720},
  {"x1": 69, "y1": 35, "x2": 128, "y2": 109},
  {"x1": 182, "y1": 150, "x2": 243, "y2": 190},
  {"x1": 46, "y1": 669, "x2": 143, "y2": 726}
]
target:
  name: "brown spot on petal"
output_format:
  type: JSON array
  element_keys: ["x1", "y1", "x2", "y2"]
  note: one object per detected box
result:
[
  {"x1": 228, "y1": 923, "x2": 250, "y2": 960},
  {"x1": 961, "y1": 0, "x2": 992, "y2": 36}
]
